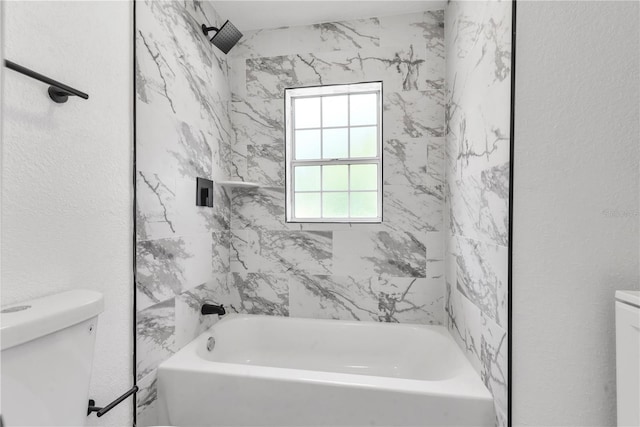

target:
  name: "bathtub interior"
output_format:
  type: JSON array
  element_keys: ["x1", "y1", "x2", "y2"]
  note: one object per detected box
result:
[{"x1": 194, "y1": 315, "x2": 467, "y2": 381}]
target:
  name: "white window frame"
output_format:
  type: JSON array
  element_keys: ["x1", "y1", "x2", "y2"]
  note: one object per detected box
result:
[{"x1": 285, "y1": 82, "x2": 383, "y2": 223}]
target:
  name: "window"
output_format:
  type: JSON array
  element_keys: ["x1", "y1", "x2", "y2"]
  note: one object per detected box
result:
[{"x1": 285, "y1": 82, "x2": 382, "y2": 223}]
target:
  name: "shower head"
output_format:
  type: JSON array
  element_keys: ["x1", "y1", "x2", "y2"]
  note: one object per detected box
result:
[{"x1": 201, "y1": 20, "x2": 243, "y2": 54}]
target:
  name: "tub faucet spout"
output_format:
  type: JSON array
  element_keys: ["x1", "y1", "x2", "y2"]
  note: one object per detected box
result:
[{"x1": 201, "y1": 303, "x2": 226, "y2": 316}]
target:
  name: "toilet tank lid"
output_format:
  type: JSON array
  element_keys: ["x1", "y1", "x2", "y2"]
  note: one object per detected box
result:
[{"x1": 1, "y1": 290, "x2": 104, "y2": 351}]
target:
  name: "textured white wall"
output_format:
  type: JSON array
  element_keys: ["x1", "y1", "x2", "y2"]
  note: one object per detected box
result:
[
  {"x1": 513, "y1": 1, "x2": 639, "y2": 426},
  {"x1": 1, "y1": 1, "x2": 133, "y2": 426}
]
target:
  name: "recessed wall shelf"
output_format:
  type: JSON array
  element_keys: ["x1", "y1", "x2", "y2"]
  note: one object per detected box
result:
[{"x1": 217, "y1": 181, "x2": 260, "y2": 189}]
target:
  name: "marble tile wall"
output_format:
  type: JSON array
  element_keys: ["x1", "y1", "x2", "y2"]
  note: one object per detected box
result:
[
  {"x1": 134, "y1": 2, "x2": 510, "y2": 426},
  {"x1": 225, "y1": 10, "x2": 447, "y2": 326},
  {"x1": 135, "y1": 1, "x2": 232, "y2": 425},
  {"x1": 444, "y1": 1, "x2": 512, "y2": 425}
]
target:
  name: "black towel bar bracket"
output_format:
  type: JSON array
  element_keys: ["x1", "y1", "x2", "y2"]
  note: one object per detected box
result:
[
  {"x1": 87, "y1": 385, "x2": 138, "y2": 417},
  {"x1": 4, "y1": 60, "x2": 89, "y2": 103}
]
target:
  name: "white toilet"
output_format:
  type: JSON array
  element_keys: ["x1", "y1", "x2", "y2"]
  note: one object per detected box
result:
[{"x1": 1, "y1": 290, "x2": 104, "y2": 426}]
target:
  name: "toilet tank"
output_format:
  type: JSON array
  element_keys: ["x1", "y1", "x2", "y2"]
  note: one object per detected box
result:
[{"x1": 1, "y1": 290, "x2": 104, "y2": 426}]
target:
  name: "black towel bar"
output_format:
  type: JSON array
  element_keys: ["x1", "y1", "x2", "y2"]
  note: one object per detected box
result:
[
  {"x1": 87, "y1": 385, "x2": 138, "y2": 417},
  {"x1": 4, "y1": 60, "x2": 89, "y2": 103}
]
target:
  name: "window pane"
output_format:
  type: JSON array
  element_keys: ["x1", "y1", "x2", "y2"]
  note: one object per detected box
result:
[
  {"x1": 295, "y1": 129, "x2": 321, "y2": 160},
  {"x1": 287, "y1": 83, "x2": 383, "y2": 223},
  {"x1": 295, "y1": 166, "x2": 321, "y2": 191},
  {"x1": 350, "y1": 192, "x2": 378, "y2": 218},
  {"x1": 322, "y1": 165, "x2": 348, "y2": 191},
  {"x1": 322, "y1": 95, "x2": 348, "y2": 127},
  {"x1": 350, "y1": 93, "x2": 377, "y2": 126},
  {"x1": 295, "y1": 97, "x2": 320, "y2": 129},
  {"x1": 350, "y1": 126, "x2": 377, "y2": 158},
  {"x1": 350, "y1": 164, "x2": 378, "y2": 191},
  {"x1": 295, "y1": 193, "x2": 321, "y2": 218},
  {"x1": 323, "y1": 192, "x2": 349, "y2": 218},
  {"x1": 322, "y1": 128, "x2": 348, "y2": 159}
]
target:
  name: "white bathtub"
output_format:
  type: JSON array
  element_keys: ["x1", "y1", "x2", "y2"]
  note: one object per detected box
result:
[{"x1": 157, "y1": 315, "x2": 494, "y2": 426}]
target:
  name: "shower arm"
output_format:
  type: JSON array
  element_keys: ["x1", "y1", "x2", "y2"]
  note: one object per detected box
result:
[{"x1": 201, "y1": 24, "x2": 220, "y2": 36}]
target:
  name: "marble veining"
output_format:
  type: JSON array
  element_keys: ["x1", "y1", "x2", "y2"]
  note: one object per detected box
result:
[
  {"x1": 231, "y1": 229, "x2": 333, "y2": 275},
  {"x1": 230, "y1": 18, "x2": 380, "y2": 59},
  {"x1": 212, "y1": 230, "x2": 231, "y2": 273},
  {"x1": 384, "y1": 91, "x2": 444, "y2": 138},
  {"x1": 383, "y1": 185, "x2": 441, "y2": 235},
  {"x1": 232, "y1": 97, "x2": 284, "y2": 145},
  {"x1": 211, "y1": 184, "x2": 231, "y2": 230},
  {"x1": 383, "y1": 137, "x2": 428, "y2": 188},
  {"x1": 312, "y1": 19, "x2": 380, "y2": 50},
  {"x1": 455, "y1": 235, "x2": 507, "y2": 328},
  {"x1": 137, "y1": 234, "x2": 214, "y2": 311},
  {"x1": 444, "y1": 280, "x2": 507, "y2": 411},
  {"x1": 228, "y1": 11, "x2": 446, "y2": 332},
  {"x1": 137, "y1": 171, "x2": 176, "y2": 241},
  {"x1": 135, "y1": 4, "x2": 510, "y2": 426},
  {"x1": 246, "y1": 143, "x2": 286, "y2": 186},
  {"x1": 137, "y1": 298, "x2": 176, "y2": 381},
  {"x1": 332, "y1": 230, "x2": 427, "y2": 278},
  {"x1": 445, "y1": 0, "x2": 512, "y2": 422},
  {"x1": 136, "y1": 29, "x2": 177, "y2": 114},
  {"x1": 290, "y1": 274, "x2": 444, "y2": 324},
  {"x1": 136, "y1": 371, "x2": 158, "y2": 427},
  {"x1": 231, "y1": 187, "x2": 291, "y2": 230},
  {"x1": 136, "y1": 0, "x2": 233, "y2": 423},
  {"x1": 227, "y1": 273, "x2": 290, "y2": 316},
  {"x1": 175, "y1": 280, "x2": 223, "y2": 348},
  {"x1": 245, "y1": 47, "x2": 434, "y2": 99},
  {"x1": 445, "y1": 0, "x2": 511, "y2": 247},
  {"x1": 137, "y1": 238, "x2": 188, "y2": 310}
]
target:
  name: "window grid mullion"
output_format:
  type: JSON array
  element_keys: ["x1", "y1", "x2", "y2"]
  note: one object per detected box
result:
[
  {"x1": 291, "y1": 89, "x2": 379, "y2": 101},
  {"x1": 294, "y1": 189, "x2": 376, "y2": 194},
  {"x1": 348, "y1": 164, "x2": 352, "y2": 217},
  {"x1": 347, "y1": 95, "x2": 351, "y2": 217},
  {"x1": 291, "y1": 96, "x2": 296, "y2": 217},
  {"x1": 319, "y1": 97, "x2": 324, "y2": 218},
  {"x1": 347, "y1": 94, "x2": 351, "y2": 161},
  {"x1": 293, "y1": 124, "x2": 377, "y2": 131},
  {"x1": 377, "y1": 91, "x2": 382, "y2": 215},
  {"x1": 320, "y1": 164, "x2": 324, "y2": 218},
  {"x1": 319, "y1": 97, "x2": 324, "y2": 171},
  {"x1": 291, "y1": 158, "x2": 380, "y2": 166}
]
